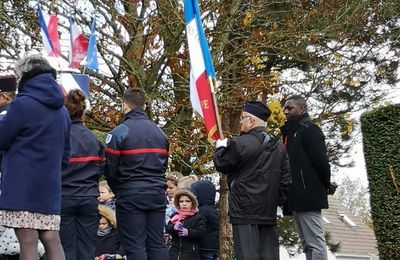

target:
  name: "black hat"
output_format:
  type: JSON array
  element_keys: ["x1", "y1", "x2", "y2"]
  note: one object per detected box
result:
[
  {"x1": 0, "y1": 75, "x2": 17, "y2": 92},
  {"x1": 243, "y1": 101, "x2": 271, "y2": 121}
]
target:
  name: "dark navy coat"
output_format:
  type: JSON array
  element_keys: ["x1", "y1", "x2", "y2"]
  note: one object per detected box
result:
[
  {"x1": 62, "y1": 119, "x2": 105, "y2": 197},
  {"x1": 104, "y1": 109, "x2": 169, "y2": 195},
  {"x1": 0, "y1": 73, "x2": 70, "y2": 215},
  {"x1": 190, "y1": 180, "x2": 219, "y2": 252}
]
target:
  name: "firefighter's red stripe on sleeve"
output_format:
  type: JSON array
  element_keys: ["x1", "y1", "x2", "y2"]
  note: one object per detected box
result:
[
  {"x1": 105, "y1": 147, "x2": 168, "y2": 156},
  {"x1": 69, "y1": 156, "x2": 106, "y2": 162}
]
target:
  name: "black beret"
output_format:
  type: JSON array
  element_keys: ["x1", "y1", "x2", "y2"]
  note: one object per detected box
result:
[
  {"x1": 243, "y1": 101, "x2": 271, "y2": 121},
  {"x1": 0, "y1": 75, "x2": 17, "y2": 92}
]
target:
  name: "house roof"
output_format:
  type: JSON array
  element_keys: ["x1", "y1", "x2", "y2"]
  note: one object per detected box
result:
[{"x1": 322, "y1": 196, "x2": 379, "y2": 257}]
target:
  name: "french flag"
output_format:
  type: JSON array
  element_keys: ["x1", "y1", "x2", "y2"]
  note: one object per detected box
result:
[
  {"x1": 60, "y1": 73, "x2": 90, "y2": 97},
  {"x1": 69, "y1": 17, "x2": 89, "y2": 69},
  {"x1": 184, "y1": 0, "x2": 220, "y2": 141},
  {"x1": 37, "y1": 4, "x2": 61, "y2": 57}
]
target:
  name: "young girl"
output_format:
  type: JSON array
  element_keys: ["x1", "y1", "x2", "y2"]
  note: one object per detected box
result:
[
  {"x1": 95, "y1": 205, "x2": 124, "y2": 260},
  {"x1": 166, "y1": 190, "x2": 206, "y2": 260},
  {"x1": 98, "y1": 180, "x2": 116, "y2": 210},
  {"x1": 166, "y1": 172, "x2": 183, "y2": 220}
]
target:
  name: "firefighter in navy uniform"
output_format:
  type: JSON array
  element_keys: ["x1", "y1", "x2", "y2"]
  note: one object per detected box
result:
[
  {"x1": 104, "y1": 88, "x2": 169, "y2": 260},
  {"x1": 60, "y1": 89, "x2": 105, "y2": 260}
]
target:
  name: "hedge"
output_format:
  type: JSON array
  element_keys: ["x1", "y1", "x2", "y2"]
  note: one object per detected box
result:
[{"x1": 361, "y1": 104, "x2": 400, "y2": 259}]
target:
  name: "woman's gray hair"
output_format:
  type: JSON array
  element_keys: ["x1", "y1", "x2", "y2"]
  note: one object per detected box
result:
[{"x1": 14, "y1": 54, "x2": 52, "y2": 79}]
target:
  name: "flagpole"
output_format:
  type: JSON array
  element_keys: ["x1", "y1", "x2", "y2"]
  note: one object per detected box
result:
[{"x1": 208, "y1": 77, "x2": 224, "y2": 139}]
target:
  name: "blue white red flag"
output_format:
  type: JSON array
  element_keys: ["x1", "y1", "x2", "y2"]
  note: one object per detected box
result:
[
  {"x1": 87, "y1": 17, "x2": 99, "y2": 71},
  {"x1": 184, "y1": 0, "x2": 220, "y2": 141},
  {"x1": 37, "y1": 4, "x2": 61, "y2": 57},
  {"x1": 60, "y1": 73, "x2": 90, "y2": 96},
  {"x1": 69, "y1": 17, "x2": 89, "y2": 69}
]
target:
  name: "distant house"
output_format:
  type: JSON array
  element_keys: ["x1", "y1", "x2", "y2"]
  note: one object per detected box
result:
[
  {"x1": 280, "y1": 197, "x2": 379, "y2": 260},
  {"x1": 323, "y1": 196, "x2": 378, "y2": 260}
]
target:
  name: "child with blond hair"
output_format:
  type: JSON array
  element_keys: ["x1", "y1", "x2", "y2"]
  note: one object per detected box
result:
[{"x1": 98, "y1": 180, "x2": 116, "y2": 210}]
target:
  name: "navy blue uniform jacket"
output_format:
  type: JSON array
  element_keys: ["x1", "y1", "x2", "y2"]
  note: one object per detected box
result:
[
  {"x1": 62, "y1": 119, "x2": 105, "y2": 197},
  {"x1": 104, "y1": 109, "x2": 169, "y2": 195}
]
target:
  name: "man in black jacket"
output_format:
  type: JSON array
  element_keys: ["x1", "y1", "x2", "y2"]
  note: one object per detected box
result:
[
  {"x1": 281, "y1": 95, "x2": 331, "y2": 260},
  {"x1": 214, "y1": 101, "x2": 291, "y2": 260},
  {"x1": 104, "y1": 88, "x2": 169, "y2": 260}
]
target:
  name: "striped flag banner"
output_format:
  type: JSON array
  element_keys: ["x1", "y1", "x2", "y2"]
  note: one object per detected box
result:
[
  {"x1": 69, "y1": 17, "x2": 89, "y2": 69},
  {"x1": 184, "y1": 0, "x2": 220, "y2": 141},
  {"x1": 37, "y1": 4, "x2": 61, "y2": 57},
  {"x1": 86, "y1": 17, "x2": 99, "y2": 71},
  {"x1": 60, "y1": 73, "x2": 90, "y2": 96}
]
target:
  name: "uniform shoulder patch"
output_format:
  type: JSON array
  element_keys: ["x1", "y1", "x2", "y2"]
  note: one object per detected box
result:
[{"x1": 105, "y1": 134, "x2": 113, "y2": 144}]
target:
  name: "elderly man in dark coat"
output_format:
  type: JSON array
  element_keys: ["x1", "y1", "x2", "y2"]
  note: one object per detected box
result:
[{"x1": 214, "y1": 101, "x2": 291, "y2": 260}]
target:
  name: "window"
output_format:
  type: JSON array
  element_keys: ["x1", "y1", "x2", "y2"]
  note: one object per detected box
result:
[
  {"x1": 338, "y1": 212, "x2": 357, "y2": 227},
  {"x1": 322, "y1": 216, "x2": 331, "y2": 224}
]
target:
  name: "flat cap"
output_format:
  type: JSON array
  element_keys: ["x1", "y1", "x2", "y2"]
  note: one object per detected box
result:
[
  {"x1": 243, "y1": 101, "x2": 271, "y2": 121},
  {"x1": 0, "y1": 75, "x2": 17, "y2": 92}
]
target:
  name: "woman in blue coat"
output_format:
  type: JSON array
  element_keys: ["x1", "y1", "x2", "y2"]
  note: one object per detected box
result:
[{"x1": 0, "y1": 54, "x2": 71, "y2": 260}]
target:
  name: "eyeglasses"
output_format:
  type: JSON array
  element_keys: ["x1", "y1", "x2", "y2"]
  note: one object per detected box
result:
[
  {"x1": 284, "y1": 105, "x2": 303, "y2": 111},
  {"x1": 240, "y1": 115, "x2": 252, "y2": 122}
]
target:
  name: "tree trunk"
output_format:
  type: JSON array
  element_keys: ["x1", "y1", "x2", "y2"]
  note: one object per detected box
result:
[{"x1": 219, "y1": 173, "x2": 233, "y2": 260}]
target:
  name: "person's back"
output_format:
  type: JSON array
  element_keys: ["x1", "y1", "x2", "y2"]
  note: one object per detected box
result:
[
  {"x1": 105, "y1": 88, "x2": 169, "y2": 260},
  {"x1": 214, "y1": 101, "x2": 291, "y2": 260},
  {"x1": 0, "y1": 54, "x2": 70, "y2": 260},
  {"x1": 108, "y1": 110, "x2": 167, "y2": 193},
  {"x1": 60, "y1": 89, "x2": 105, "y2": 260},
  {"x1": 190, "y1": 180, "x2": 219, "y2": 259},
  {"x1": 0, "y1": 56, "x2": 70, "y2": 215}
]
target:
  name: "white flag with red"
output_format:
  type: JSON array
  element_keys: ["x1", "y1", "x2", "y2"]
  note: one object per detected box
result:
[
  {"x1": 69, "y1": 17, "x2": 89, "y2": 69},
  {"x1": 184, "y1": 0, "x2": 220, "y2": 141}
]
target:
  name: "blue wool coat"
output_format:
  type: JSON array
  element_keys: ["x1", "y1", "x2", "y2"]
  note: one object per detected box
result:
[{"x1": 0, "y1": 73, "x2": 71, "y2": 215}]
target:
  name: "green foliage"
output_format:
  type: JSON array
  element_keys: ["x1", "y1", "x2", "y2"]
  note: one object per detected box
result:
[
  {"x1": 278, "y1": 216, "x2": 301, "y2": 256},
  {"x1": 325, "y1": 231, "x2": 341, "y2": 254},
  {"x1": 361, "y1": 105, "x2": 400, "y2": 259},
  {"x1": 93, "y1": 130, "x2": 108, "y2": 145}
]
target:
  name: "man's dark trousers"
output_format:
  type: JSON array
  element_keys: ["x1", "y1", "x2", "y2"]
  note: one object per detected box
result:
[
  {"x1": 232, "y1": 224, "x2": 279, "y2": 260},
  {"x1": 116, "y1": 191, "x2": 168, "y2": 260},
  {"x1": 60, "y1": 196, "x2": 98, "y2": 260}
]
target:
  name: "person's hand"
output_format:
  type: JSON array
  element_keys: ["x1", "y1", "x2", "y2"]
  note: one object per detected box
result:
[
  {"x1": 174, "y1": 221, "x2": 182, "y2": 231},
  {"x1": 216, "y1": 138, "x2": 228, "y2": 148},
  {"x1": 178, "y1": 227, "x2": 188, "y2": 236}
]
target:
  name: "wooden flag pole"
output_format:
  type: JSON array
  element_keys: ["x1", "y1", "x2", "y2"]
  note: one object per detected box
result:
[{"x1": 208, "y1": 77, "x2": 224, "y2": 139}]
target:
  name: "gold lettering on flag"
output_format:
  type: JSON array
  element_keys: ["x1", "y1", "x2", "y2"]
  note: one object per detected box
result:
[{"x1": 201, "y1": 100, "x2": 209, "y2": 109}]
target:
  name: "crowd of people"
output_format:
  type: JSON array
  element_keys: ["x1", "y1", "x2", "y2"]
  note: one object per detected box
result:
[{"x1": 0, "y1": 54, "x2": 332, "y2": 260}]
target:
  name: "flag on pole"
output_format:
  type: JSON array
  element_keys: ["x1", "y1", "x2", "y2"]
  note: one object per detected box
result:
[
  {"x1": 69, "y1": 17, "x2": 89, "y2": 69},
  {"x1": 37, "y1": 4, "x2": 61, "y2": 57},
  {"x1": 60, "y1": 73, "x2": 90, "y2": 96},
  {"x1": 87, "y1": 17, "x2": 99, "y2": 71},
  {"x1": 184, "y1": 0, "x2": 220, "y2": 141}
]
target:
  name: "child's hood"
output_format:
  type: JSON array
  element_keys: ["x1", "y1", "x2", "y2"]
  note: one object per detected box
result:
[{"x1": 191, "y1": 180, "x2": 216, "y2": 206}]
